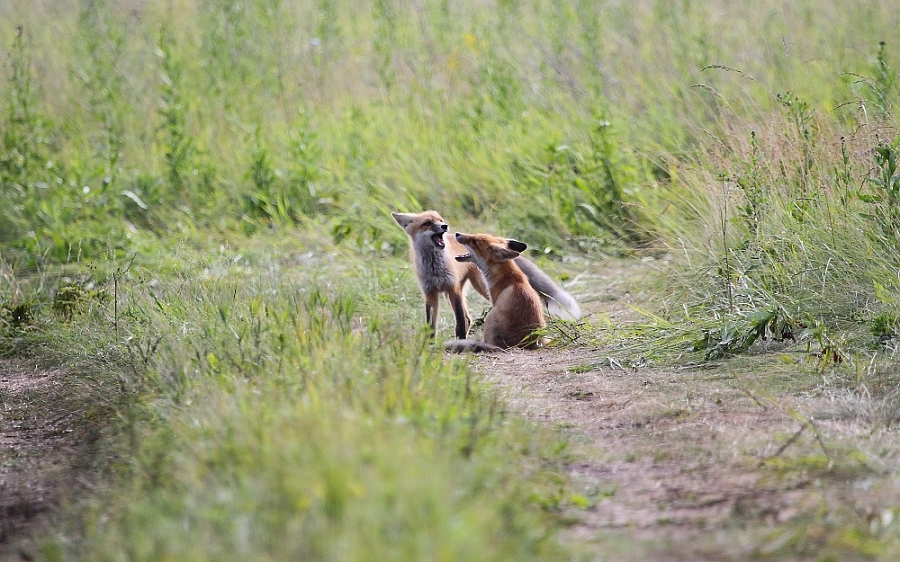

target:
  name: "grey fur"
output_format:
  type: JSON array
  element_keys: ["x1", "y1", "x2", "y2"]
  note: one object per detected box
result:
[
  {"x1": 412, "y1": 230, "x2": 457, "y2": 295},
  {"x1": 514, "y1": 256, "x2": 582, "y2": 321},
  {"x1": 444, "y1": 338, "x2": 503, "y2": 353}
]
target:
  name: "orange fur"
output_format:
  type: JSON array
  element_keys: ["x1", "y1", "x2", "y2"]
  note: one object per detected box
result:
[{"x1": 453, "y1": 232, "x2": 546, "y2": 350}]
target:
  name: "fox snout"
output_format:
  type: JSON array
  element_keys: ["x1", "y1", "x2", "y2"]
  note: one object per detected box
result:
[{"x1": 428, "y1": 222, "x2": 449, "y2": 249}]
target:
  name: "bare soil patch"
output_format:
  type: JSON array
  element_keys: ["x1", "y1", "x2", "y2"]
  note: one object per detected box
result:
[{"x1": 0, "y1": 359, "x2": 100, "y2": 560}]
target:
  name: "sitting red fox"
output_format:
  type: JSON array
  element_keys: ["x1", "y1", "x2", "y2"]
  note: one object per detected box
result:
[
  {"x1": 392, "y1": 210, "x2": 580, "y2": 340},
  {"x1": 448, "y1": 232, "x2": 546, "y2": 352}
]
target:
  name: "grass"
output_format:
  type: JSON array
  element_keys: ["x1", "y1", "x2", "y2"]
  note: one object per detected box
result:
[
  {"x1": 3, "y1": 0, "x2": 894, "y2": 261},
  {"x1": 5, "y1": 240, "x2": 576, "y2": 561},
  {"x1": 3, "y1": 0, "x2": 900, "y2": 559}
]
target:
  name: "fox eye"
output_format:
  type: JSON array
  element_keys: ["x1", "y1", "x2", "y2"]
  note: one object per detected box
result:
[{"x1": 424, "y1": 221, "x2": 433, "y2": 227}]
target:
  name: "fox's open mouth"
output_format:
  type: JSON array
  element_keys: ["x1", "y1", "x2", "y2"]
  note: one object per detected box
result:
[
  {"x1": 455, "y1": 252, "x2": 471, "y2": 262},
  {"x1": 432, "y1": 233, "x2": 445, "y2": 248}
]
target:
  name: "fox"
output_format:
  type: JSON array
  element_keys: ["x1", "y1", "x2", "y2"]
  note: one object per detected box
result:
[
  {"x1": 448, "y1": 232, "x2": 546, "y2": 351},
  {"x1": 391, "y1": 210, "x2": 490, "y2": 339},
  {"x1": 392, "y1": 210, "x2": 581, "y2": 339}
]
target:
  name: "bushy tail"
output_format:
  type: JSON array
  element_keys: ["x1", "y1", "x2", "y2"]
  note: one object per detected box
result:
[
  {"x1": 545, "y1": 293, "x2": 582, "y2": 322},
  {"x1": 514, "y1": 257, "x2": 582, "y2": 321},
  {"x1": 444, "y1": 339, "x2": 503, "y2": 353}
]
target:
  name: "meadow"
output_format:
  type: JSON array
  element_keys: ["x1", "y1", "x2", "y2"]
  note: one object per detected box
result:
[{"x1": 2, "y1": 0, "x2": 900, "y2": 559}]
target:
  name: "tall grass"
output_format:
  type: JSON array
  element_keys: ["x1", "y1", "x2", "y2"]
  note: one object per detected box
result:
[
  {"x1": 657, "y1": 66, "x2": 900, "y2": 358},
  {"x1": 3, "y1": 0, "x2": 897, "y2": 260}
]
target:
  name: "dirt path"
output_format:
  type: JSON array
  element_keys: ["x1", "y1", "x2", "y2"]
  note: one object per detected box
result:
[
  {"x1": 0, "y1": 359, "x2": 98, "y2": 560},
  {"x1": 477, "y1": 259, "x2": 900, "y2": 560},
  {"x1": 481, "y1": 349, "x2": 800, "y2": 559}
]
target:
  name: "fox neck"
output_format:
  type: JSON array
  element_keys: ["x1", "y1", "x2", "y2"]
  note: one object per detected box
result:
[{"x1": 483, "y1": 260, "x2": 527, "y2": 301}]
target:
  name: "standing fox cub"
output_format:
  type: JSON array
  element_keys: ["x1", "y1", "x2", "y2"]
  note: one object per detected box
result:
[
  {"x1": 392, "y1": 210, "x2": 580, "y2": 340},
  {"x1": 449, "y1": 232, "x2": 546, "y2": 351},
  {"x1": 391, "y1": 211, "x2": 490, "y2": 339}
]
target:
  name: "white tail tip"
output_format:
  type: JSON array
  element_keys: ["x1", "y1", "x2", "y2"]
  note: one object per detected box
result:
[{"x1": 547, "y1": 296, "x2": 582, "y2": 321}]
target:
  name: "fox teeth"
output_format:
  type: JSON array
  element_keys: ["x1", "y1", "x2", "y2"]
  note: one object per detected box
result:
[{"x1": 432, "y1": 233, "x2": 445, "y2": 248}]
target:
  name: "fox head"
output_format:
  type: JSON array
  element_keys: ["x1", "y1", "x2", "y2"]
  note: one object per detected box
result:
[
  {"x1": 454, "y1": 232, "x2": 527, "y2": 264},
  {"x1": 392, "y1": 211, "x2": 449, "y2": 249}
]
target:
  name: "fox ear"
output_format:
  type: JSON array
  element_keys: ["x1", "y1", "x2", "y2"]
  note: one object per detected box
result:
[
  {"x1": 491, "y1": 245, "x2": 521, "y2": 261},
  {"x1": 391, "y1": 212, "x2": 414, "y2": 228},
  {"x1": 507, "y1": 240, "x2": 527, "y2": 253}
]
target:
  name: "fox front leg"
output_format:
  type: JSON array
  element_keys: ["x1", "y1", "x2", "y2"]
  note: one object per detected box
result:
[
  {"x1": 424, "y1": 292, "x2": 440, "y2": 336},
  {"x1": 448, "y1": 292, "x2": 471, "y2": 340}
]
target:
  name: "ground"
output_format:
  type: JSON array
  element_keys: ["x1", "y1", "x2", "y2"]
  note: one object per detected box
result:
[
  {"x1": 0, "y1": 358, "x2": 106, "y2": 560},
  {"x1": 479, "y1": 258, "x2": 900, "y2": 560},
  {"x1": 1, "y1": 258, "x2": 898, "y2": 560}
]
